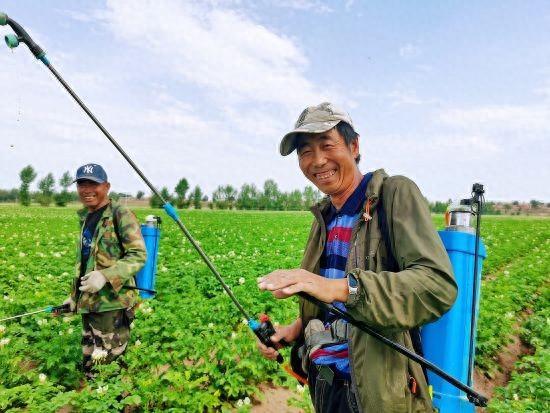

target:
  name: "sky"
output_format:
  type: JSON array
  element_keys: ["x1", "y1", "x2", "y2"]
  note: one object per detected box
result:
[{"x1": 1, "y1": 0, "x2": 549, "y2": 202}]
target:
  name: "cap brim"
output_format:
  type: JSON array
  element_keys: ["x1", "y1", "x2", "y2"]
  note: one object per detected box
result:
[
  {"x1": 73, "y1": 176, "x2": 105, "y2": 184},
  {"x1": 279, "y1": 120, "x2": 341, "y2": 156}
]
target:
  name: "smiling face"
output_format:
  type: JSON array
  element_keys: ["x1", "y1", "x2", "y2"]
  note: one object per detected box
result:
[
  {"x1": 76, "y1": 179, "x2": 110, "y2": 211},
  {"x1": 297, "y1": 127, "x2": 362, "y2": 206}
]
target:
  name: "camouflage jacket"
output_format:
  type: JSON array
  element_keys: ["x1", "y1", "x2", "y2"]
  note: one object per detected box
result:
[{"x1": 71, "y1": 200, "x2": 147, "y2": 313}]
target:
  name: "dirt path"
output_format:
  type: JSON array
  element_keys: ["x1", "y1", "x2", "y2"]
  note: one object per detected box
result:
[{"x1": 251, "y1": 384, "x2": 304, "y2": 413}]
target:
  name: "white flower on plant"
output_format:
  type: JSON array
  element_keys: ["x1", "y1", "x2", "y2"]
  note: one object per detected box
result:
[
  {"x1": 208, "y1": 323, "x2": 214, "y2": 328},
  {"x1": 91, "y1": 348, "x2": 108, "y2": 363},
  {"x1": 62, "y1": 272, "x2": 69, "y2": 276},
  {"x1": 59, "y1": 330, "x2": 64, "y2": 336},
  {"x1": 18, "y1": 274, "x2": 25, "y2": 280},
  {"x1": 96, "y1": 385, "x2": 109, "y2": 394},
  {"x1": 0, "y1": 338, "x2": 10, "y2": 347},
  {"x1": 67, "y1": 328, "x2": 74, "y2": 335},
  {"x1": 37, "y1": 319, "x2": 48, "y2": 326},
  {"x1": 231, "y1": 332, "x2": 237, "y2": 340},
  {"x1": 135, "y1": 340, "x2": 141, "y2": 347},
  {"x1": 3, "y1": 295, "x2": 10, "y2": 301},
  {"x1": 18, "y1": 252, "x2": 26, "y2": 257},
  {"x1": 52, "y1": 252, "x2": 61, "y2": 258},
  {"x1": 242, "y1": 318, "x2": 248, "y2": 325},
  {"x1": 129, "y1": 322, "x2": 135, "y2": 329},
  {"x1": 244, "y1": 397, "x2": 251, "y2": 405},
  {"x1": 63, "y1": 317, "x2": 71, "y2": 323},
  {"x1": 504, "y1": 270, "x2": 510, "y2": 275},
  {"x1": 238, "y1": 277, "x2": 245, "y2": 285},
  {"x1": 296, "y1": 384, "x2": 305, "y2": 393},
  {"x1": 38, "y1": 373, "x2": 47, "y2": 383},
  {"x1": 513, "y1": 393, "x2": 519, "y2": 401},
  {"x1": 227, "y1": 250, "x2": 236, "y2": 258},
  {"x1": 236, "y1": 399, "x2": 244, "y2": 407},
  {"x1": 0, "y1": 325, "x2": 5, "y2": 334}
]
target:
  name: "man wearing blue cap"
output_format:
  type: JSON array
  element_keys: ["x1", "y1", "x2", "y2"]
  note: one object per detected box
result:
[{"x1": 63, "y1": 163, "x2": 146, "y2": 378}]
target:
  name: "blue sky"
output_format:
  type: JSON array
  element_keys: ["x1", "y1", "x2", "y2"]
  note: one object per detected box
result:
[{"x1": 1, "y1": 0, "x2": 549, "y2": 201}]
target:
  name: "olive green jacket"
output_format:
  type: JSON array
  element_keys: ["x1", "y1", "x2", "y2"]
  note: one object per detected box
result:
[
  {"x1": 299, "y1": 169, "x2": 457, "y2": 412},
  {"x1": 71, "y1": 201, "x2": 147, "y2": 313}
]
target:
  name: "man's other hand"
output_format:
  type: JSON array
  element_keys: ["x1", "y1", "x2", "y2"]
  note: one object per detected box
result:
[{"x1": 79, "y1": 270, "x2": 107, "y2": 293}]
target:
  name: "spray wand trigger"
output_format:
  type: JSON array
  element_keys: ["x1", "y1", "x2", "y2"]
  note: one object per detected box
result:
[
  {"x1": 249, "y1": 314, "x2": 289, "y2": 364},
  {"x1": 46, "y1": 304, "x2": 71, "y2": 315}
]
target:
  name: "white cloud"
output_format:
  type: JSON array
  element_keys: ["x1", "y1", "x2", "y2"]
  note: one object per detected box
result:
[
  {"x1": 438, "y1": 104, "x2": 550, "y2": 136},
  {"x1": 275, "y1": 1, "x2": 333, "y2": 13},
  {"x1": 399, "y1": 43, "x2": 421, "y2": 58},
  {"x1": 99, "y1": 0, "x2": 329, "y2": 109},
  {"x1": 386, "y1": 90, "x2": 439, "y2": 106}
]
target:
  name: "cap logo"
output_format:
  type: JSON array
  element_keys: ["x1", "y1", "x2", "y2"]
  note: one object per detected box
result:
[
  {"x1": 296, "y1": 109, "x2": 308, "y2": 127},
  {"x1": 83, "y1": 165, "x2": 94, "y2": 174}
]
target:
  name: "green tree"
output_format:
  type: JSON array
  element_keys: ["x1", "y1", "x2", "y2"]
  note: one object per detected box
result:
[
  {"x1": 175, "y1": 178, "x2": 190, "y2": 209},
  {"x1": 136, "y1": 190, "x2": 145, "y2": 200},
  {"x1": 37, "y1": 173, "x2": 55, "y2": 206},
  {"x1": 260, "y1": 179, "x2": 281, "y2": 210},
  {"x1": 530, "y1": 200, "x2": 542, "y2": 209},
  {"x1": 303, "y1": 186, "x2": 322, "y2": 209},
  {"x1": 212, "y1": 185, "x2": 237, "y2": 209},
  {"x1": 19, "y1": 165, "x2": 37, "y2": 206},
  {"x1": 0, "y1": 189, "x2": 19, "y2": 203},
  {"x1": 237, "y1": 183, "x2": 259, "y2": 210},
  {"x1": 54, "y1": 171, "x2": 73, "y2": 207},
  {"x1": 190, "y1": 186, "x2": 203, "y2": 209},
  {"x1": 286, "y1": 189, "x2": 303, "y2": 211},
  {"x1": 150, "y1": 187, "x2": 172, "y2": 208}
]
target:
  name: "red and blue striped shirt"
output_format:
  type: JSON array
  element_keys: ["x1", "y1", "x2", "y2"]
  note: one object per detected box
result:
[{"x1": 311, "y1": 173, "x2": 372, "y2": 377}]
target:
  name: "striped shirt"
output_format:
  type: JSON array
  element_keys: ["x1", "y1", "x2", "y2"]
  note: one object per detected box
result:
[{"x1": 311, "y1": 173, "x2": 372, "y2": 377}]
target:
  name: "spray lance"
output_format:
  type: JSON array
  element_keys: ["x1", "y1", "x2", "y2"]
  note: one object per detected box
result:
[
  {"x1": 0, "y1": 12, "x2": 286, "y2": 363},
  {"x1": 0, "y1": 304, "x2": 71, "y2": 323},
  {"x1": 1, "y1": 14, "x2": 488, "y2": 406}
]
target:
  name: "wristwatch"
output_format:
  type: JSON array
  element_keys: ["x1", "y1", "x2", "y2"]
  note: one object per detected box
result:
[{"x1": 347, "y1": 272, "x2": 359, "y2": 301}]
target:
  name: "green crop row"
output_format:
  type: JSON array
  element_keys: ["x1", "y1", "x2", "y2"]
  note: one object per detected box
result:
[
  {"x1": 487, "y1": 289, "x2": 550, "y2": 412},
  {"x1": 0, "y1": 206, "x2": 548, "y2": 411},
  {"x1": 476, "y1": 239, "x2": 550, "y2": 374}
]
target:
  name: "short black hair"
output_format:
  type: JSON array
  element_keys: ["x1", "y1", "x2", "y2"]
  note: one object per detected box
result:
[
  {"x1": 295, "y1": 121, "x2": 361, "y2": 164},
  {"x1": 336, "y1": 121, "x2": 360, "y2": 164}
]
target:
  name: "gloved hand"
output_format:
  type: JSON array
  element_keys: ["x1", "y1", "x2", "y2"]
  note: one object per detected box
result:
[
  {"x1": 62, "y1": 296, "x2": 76, "y2": 312},
  {"x1": 79, "y1": 270, "x2": 107, "y2": 294}
]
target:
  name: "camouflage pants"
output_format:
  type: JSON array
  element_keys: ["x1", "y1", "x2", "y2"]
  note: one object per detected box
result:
[{"x1": 81, "y1": 308, "x2": 134, "y2": 378}]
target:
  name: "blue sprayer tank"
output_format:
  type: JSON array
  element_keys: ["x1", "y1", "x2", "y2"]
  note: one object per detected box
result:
[
  {"x1": 421, "y1": 206, "x2": 486, "y2": 413},
  {"x1": 135, "y1": 215, "x2": 161, "y2": 299}
]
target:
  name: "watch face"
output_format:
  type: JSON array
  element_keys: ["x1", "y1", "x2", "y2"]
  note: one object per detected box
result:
[{"x1": 348, "y1": 274, "x2": 358, "y2": 288}]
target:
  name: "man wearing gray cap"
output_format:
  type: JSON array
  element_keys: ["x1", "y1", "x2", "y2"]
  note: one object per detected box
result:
[
  {"x1": 257, "y1": 103, "x2": 457, "y2": 412},
  {"x1": 62, "y1": 163, "x2": 146, "y2": 379}
]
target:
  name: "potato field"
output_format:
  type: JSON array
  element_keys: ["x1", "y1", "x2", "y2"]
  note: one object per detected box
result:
[{"x1": 0, "y1": 206, "x2": 548, "y2": 412}]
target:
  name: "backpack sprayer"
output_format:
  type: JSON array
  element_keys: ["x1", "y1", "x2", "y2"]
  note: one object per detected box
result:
[{"x1": 1, "y1": 13, "x2": 488, "y2": 408}]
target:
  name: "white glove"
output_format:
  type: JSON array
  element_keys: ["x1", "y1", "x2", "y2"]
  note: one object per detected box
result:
[
  {"x1": 79, "y1": 270, "x2": 107, "y2": 294},
  {"x1": 63, "y1": 296, "x2": 76, "y2": 312}
]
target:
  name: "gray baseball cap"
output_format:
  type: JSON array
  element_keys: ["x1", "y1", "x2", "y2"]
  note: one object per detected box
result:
[{"x1": 279, "y1": 102, "x2": 356, "y2": 156}]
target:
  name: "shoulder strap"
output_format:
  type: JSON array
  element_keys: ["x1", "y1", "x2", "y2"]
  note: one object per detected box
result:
[
  {"x1": 377, "y1": 181, "x2": 429, "y2": 383},
  {"x1": 112, "y1": 205, "x2": 125, "y2": 255}
]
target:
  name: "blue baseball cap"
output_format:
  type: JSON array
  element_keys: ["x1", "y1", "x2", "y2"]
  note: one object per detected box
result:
[{"x1": 73, "y1": 163, "x2": 108, "y2": 184}]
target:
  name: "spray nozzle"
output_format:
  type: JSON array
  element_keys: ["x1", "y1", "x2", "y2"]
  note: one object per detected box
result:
[
  {"x1": 0, "y1": 13, "x2": 7, "y2": 26},
  {"x1": 5, "y1": 34, "x2": 20, "y2": 49}
]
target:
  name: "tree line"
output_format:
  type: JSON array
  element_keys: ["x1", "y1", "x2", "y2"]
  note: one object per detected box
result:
[
  {"x1": 3, "y1": 165, "x2": 548, "y2": 213},
  {"x1": 149, "y1": 178, "x2": 323, "y2": 211}
]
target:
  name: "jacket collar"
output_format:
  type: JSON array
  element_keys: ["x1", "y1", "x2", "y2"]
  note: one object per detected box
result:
[
  {"x1": 310, "y1": 169, "x2": 389, "y2": 221},
  {"x1": 77, "y1": 199, "x2": 114, "y2": 222}
]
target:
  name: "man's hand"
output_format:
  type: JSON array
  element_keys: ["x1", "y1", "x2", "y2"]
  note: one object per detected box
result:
[
  {"x1": 79, "y1": 270, "x2": 107, "y2": 293},
  {"x1": 62, "y1": 296, "x2": 76, "y2": 312},
  {"x1": 258, "y1": 269, "x2": 348, "y2": 303},
  {"x1": 257, "y1": 318, "x2": 302, "y2": 360}
]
